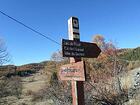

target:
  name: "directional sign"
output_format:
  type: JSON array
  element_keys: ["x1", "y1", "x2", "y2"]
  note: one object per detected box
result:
[
  {"x1": 59, "y1": 61, "x2": 85, "y2": 81},
  {"x1": 62, "y1": 39, "x2": 101, "y2": 58}
]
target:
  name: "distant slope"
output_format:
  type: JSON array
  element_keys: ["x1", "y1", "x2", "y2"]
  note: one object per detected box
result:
[
  {"x1": 0, "y1": 60, "x2": 59, "y2": 77},
  {"x1": 0, "y1": 62, "x2": 46, "y2": 77},
  {"x1": 119, "y1": 47, "x2": 140, "y2": 61}
]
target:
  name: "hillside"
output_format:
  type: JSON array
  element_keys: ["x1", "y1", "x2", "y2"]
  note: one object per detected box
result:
[
  {"x1": 119, "y1": 47, "x2": 140, "y2": 61},
  {"x1": 0, "y1": 47, "x2": 140, "y2": 105},
  {"x1": 0, "y1": 62, "x2": 45, "y2": 77}
]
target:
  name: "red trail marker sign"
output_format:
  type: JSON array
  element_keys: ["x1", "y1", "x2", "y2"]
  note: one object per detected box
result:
[{"x1": 59, "y1": 61, "x2": 85, "y2": 81}]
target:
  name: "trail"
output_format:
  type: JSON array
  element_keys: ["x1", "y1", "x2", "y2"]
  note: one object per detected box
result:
[{"x1": 22, "y1": 70, "x2": 47, "y2": 93}]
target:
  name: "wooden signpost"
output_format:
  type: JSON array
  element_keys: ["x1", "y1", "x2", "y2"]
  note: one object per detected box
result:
[{"x1": 59, "y1": 17, "x2": 101, "y2": 105}]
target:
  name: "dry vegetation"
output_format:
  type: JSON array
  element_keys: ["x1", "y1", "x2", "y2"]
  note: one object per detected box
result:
[
  {"x1": 0, "y1": 35, "x2": 140, "y2": 105},
  {"x1": 0, "y1": 76, "x2": 22, "y2": 104}
]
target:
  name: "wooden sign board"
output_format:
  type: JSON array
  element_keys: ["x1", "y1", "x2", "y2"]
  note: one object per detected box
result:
[
  {"x1": 59, "y1": 61, "x2": 85, "y2": 81},
  {"x1": 62, "y1": 39, "x2": 101, "y2": 58}
]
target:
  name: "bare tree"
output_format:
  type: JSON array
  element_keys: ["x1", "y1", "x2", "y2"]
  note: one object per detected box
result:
[
  {"x1": 51, "y1": 50, "x2": 68, "y2": 62},
  {"x1": 84, "y1": 80, "x2": 128, "y2": 105},
  {"x1": 83, "y1": 35, "x2": 129, "y2": 104},
  {"x1": 32, "y1": 72, "x2": 72, "y2": 105},
  {"x1": 0, "y1": 38, "x2": 9, "y2": 65}
]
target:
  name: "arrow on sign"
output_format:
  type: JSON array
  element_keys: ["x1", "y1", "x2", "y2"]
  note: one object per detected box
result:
[{"x1": 62, "y1": 39, "x2": 101, "y2": 58}]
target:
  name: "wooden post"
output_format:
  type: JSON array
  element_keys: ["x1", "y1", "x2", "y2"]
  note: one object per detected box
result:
[
  {"x1": 68, "y1": 17, "x2": 85, "y2": 105},
  {"x1": 60, "y1": 16, "x2": 101, "y2": 105}
]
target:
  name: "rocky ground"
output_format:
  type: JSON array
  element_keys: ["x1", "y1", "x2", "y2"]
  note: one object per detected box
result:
[{"x1": 120, "y1": 67, "x2": 140, "y2": 105}]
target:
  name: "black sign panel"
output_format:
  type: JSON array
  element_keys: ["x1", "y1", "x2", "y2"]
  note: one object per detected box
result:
[
  {"x1": 72, "y1": 17, "x2": 79, "y2": 29},
  {"x1": 62, "y1": 39, "x2": 101, "y2": 58}
]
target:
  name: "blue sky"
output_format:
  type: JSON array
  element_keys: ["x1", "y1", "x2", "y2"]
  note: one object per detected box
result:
[{"x1": 0, "y1": 0, "x2": 140, "y2": 65}]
